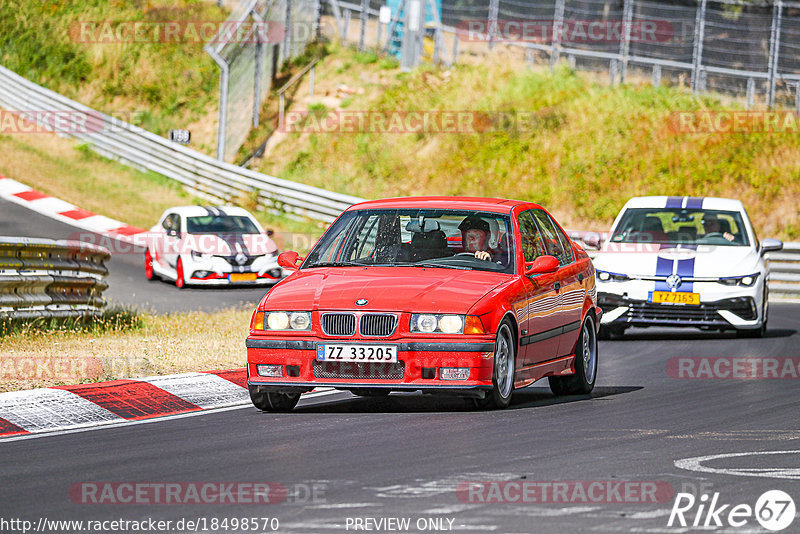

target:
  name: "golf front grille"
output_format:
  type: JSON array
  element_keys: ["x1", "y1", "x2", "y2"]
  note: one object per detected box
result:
[
  {"x1": 321, "y1": 313, "x2": 357, "y2": 336},
  {"x1": 312, "y1": 361, "x2": 405, "y2": 379},
  {"x1": 360, "y1": 314, "x2": 398, "y2": 336}
]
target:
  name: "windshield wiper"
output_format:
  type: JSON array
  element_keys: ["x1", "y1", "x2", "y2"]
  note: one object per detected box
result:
[
  {"x1": 414, "y1": 261, "x2": 472, "y2": 270},
  {"x1": 304, "y1": 261, "x2": 369, "y2": 268}
]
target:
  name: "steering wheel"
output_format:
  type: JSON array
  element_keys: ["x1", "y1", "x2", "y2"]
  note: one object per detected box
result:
[{"x1": 455, "y1": 252, "x2": 477, "y2": 257}]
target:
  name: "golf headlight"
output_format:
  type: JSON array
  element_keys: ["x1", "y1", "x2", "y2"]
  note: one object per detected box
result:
[
  {"x1": 718, "y1": 273, "x2": 759, "y2": 286},
  {"x1": 265, "y1": 311, "x2": 312, "y2": 330},
  {"x1": 597, "y1": 270, "x2": 628, "y2": 282},
  {"x1": 410, "y1": 314, "x2": 465, "y2": 334}
]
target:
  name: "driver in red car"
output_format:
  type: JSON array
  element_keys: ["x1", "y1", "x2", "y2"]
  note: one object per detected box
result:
[{"x1": 458, "y1": 215, "x2": 495, "y2": 261}]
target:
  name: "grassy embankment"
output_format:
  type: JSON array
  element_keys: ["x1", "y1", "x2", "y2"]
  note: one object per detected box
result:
[
  {"x1": 0, "y1": 307, "x2": 251, "y2": 392},
  {"x1": 257, "y1": 46, "x2": 800, "y2": 239}
]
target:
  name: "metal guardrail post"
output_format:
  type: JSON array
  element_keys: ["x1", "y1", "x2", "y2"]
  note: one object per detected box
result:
[
  {"x1": 652, "y1": 64, "x2": 661, "y2": 87},
  {"x1": 746, "y1": 78, "x2": 755, "y2": 109},
  {"x1": 691, "y1": 0, "x2": 707, "y2": 93},
  {"x1": 487, "y1": 0, "x2": 499, "y2": 51},
  {"x1": 283, "y1": 0, "x2": 293, "y2": 62},
  {"x1": 550, "y1": 0, "x2": 565, "y2": 71},
  {"x1": 205, "y1": 46, "x2": 229, "y2": 161},
  {"x1": 619, "y1": 0, "x2": 633, "y2": 83},
  {"x1": 359, "y1": 0, "x2": 368, "y2": 50},
  {"x1": 767, "y1": 0, "x2": 783, "y2": 108}
]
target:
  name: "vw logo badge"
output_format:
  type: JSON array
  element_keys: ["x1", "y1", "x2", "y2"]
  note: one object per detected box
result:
[
  {"x1": 666, "y1": 274, "x2": 682, "y2": 289},
  {"x1": 356, "y1": 299, "x2": 368, "y2": 306}
]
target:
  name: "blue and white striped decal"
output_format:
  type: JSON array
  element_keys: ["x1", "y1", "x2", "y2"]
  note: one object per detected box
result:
[
  {"x1": 652, "y1": 196, "x2": 704, "y2": 293},
  {"x1": 665, "y1": 196, "x2": 704, "y2": 210}
]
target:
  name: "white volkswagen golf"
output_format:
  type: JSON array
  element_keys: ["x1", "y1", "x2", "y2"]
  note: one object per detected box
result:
[
  {"x1": 592, "y1": 196, "x2": 782, "y2": 338},
  {"x1": 144, "y1": 206, "x2": 284, "y2": 288}
]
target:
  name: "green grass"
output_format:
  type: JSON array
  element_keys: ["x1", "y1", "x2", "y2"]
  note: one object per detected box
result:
[
  {"x1": 0, "y1": 0, "x2": 226, "y2": 136},
  {"x1": 0, "y1": 305, "x2": 142, "y2": 338}
]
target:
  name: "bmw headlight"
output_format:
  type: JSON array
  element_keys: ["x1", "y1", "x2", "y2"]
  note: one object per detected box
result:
[
  {"x1": 410, "y1": 314, "x2": 465, "y2": 334},
  {"x1": 718, "y1": 273, "x2": 759, "y2": 287},
  {"x1": 261, "y1": 311, "x2": 312, "y2": 331}
]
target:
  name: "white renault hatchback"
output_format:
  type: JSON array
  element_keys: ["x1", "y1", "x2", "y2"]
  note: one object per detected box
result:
[
  {"x1": 144, "y1": 206, "x2": 284, "y2": 288},
  {"x1": 592, "y1": 196, "x2": 782, "y2": 338}
]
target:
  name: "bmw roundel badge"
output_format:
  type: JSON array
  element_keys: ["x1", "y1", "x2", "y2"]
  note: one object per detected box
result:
[{"x1": 356, "y1": 298, "x2": 368, "y2": 306}]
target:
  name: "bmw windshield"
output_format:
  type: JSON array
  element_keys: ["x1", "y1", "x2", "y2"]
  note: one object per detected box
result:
[
  {"x1": 303, "y1": 209, "x2": 516, "y2": 273},
  {"x1": 610, "y1": 208, "x2": 750, "y2": 247}
]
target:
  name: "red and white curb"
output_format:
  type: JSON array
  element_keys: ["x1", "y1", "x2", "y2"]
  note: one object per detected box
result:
[
  {"x1": 0, "y1": 175, "x2": 146, "y2": 242},
  {"x1": 0, "y1": 369, "x2": 334, "y2": 439}
]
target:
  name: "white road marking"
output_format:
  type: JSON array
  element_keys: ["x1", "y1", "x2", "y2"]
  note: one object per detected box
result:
[
  {"x1": 0, "y1": 388, "x2": 120, "y2": 431},
  {"x1": 675, "y1": 450, "x2": 800, "y2": 480},
  {"x1": 0, "y1": 388, "x2": 340, "y2": 443},
  {"x1": 138, "y1": 372, "x2": 249, "y2": 409}
]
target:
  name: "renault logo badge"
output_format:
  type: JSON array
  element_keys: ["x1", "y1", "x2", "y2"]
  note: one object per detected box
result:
[{"x1": 356, "y1": 299, "x2": 368, "y2": 306}]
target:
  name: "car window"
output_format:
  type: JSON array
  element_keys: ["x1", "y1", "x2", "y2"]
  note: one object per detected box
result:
[
  {"x1": 162, "y1": 214, "x2": 172, "y2": 231},
  {"x1": 303, "y1": 209, "x2": 515, "y2": 273},
  {"x1": 518, "y1": 210, "x2": 547, "y2": 262},
  {"x1": 185, "y1": 215, "x2": 260, "y2": 234},
  {"x1": 610, "y1": 208, "x2": 750, "y2": 246},
  {"x1": 529, "y1": 210, "x2": 573, "y2": 266}
]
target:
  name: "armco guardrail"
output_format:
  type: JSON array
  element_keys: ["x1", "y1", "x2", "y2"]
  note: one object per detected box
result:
[
  {"x1": 0, "y1": 65, "x2": 365, "y2": 223},
  {"x1": 766, "y1": 242, "x2": 800, "y2": 298},
  {"x1": 0, "y1": 238, "x2": 110, "y2": 319}
]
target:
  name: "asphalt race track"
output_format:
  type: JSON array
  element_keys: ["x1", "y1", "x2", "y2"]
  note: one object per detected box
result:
[
  {"x1": 2, "y1": 197, "x2": 800, "y2": 532},
  {"x1": 0, "y1": 197, "x2": 271, "y2": 313},
  {"x1": 0, "y1": 304, "x2": 798, "y2": 532}
]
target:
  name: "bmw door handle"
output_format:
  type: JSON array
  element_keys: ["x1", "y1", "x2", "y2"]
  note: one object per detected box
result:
[{"x1": 554, "y1": 282, "x2": 561, "y2": 291}]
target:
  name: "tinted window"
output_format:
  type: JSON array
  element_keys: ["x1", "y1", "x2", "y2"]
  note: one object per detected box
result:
[
  {"x1": 186, "y1": 215, "x2": 260, "y2": 235},
  {"x1": 304, "y1": 209, "x2": 516, "y2": 273},
  {"x1": 518, "y1": 210, "x2": 547, "y2": 262},
  {"x1": 610, "y1": 208, "x2": 750, "y2": 247},
  {"x1": 530, "y1": 210, "x2": 573, "y2": 265}
]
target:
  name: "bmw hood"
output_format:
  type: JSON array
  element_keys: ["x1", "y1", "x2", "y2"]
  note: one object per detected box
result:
[
  {"x1": 263, "y1": 267, "x2": 509, "y2": 313},
  {"x1": 593, "y1": 245, "x2": 761, "y2": 279}
]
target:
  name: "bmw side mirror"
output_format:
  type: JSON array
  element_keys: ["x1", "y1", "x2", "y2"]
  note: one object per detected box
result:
[
  {"x1": 761, "y1": 238, "x2": 783, "y2": 256},
  {"x1": 278, "y1": 251, "x2": 304, "y2": 271},
  {"x1": 524, "y1": 255, "x2": 559, "y2": 276}
]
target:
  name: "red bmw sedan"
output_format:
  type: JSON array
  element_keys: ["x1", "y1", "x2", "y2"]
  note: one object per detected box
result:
[{"x1": 246, "y1": 197, "x2": 600, "y2": 411}]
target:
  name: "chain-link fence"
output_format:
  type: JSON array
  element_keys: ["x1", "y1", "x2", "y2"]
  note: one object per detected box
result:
[
  {"x1": 206, "y1": 0, "x2": 321, "y2": 162},
  {"x1": 324, "y1": 0, "x2": 800, "y2": 110}
]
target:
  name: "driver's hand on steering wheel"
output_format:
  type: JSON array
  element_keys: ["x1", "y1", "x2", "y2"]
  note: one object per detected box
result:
[
  {"x1": 723, "y1": 232, "x2": 735, "y2": 242},
  {"x1": 474, "y1": 251, "x2": 491, "y2": 260}
]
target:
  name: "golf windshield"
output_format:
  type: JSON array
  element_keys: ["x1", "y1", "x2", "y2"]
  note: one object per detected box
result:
[
  {"x1": 610, "y1": 208, "x2": 750, "y2": 246},
  {"x1": 186, "y1": 215, "x2": 260, "y2": 235},
  {"x1": 303, "y1": 209, "x2": 516, "y2": 273}
]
